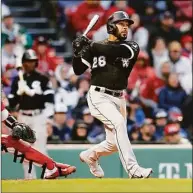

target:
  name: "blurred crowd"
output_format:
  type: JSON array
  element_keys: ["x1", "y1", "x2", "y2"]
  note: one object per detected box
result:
[{"x1": 2, "y1": 0, "x2": 192, "y2": 145}]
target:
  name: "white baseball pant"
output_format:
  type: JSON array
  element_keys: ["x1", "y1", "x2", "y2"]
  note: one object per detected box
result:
[
  {"x1": 86, "y1": 85, "x2": 139, "y2": 176},
  {"x1": 18, "y1": 112, "x2": 47, "y2": 179}
]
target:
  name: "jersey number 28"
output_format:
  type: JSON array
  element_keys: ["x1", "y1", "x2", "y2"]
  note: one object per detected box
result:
[{"x1": 92, "y1": 56, "x2": 106, "y2": 69}]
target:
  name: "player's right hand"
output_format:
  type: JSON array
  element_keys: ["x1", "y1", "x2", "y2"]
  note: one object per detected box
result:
[
  {"x1": 24, "y1": 85, "x2": 36, "y2": 97},
  {"x1": 72, "y1": 38, "x2": 82, "y2": 56},
  {"x1": 72, "y1": 36, "x2": 92, "y2": 56}
]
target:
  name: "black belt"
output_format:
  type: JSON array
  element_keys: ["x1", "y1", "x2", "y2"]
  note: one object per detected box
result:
[
  {"x1": 20, "y1": 109, "x2": 42, "y2": 116},
  {"x1": 95, "y1": 87, "x2": 123, "y2": 97}
]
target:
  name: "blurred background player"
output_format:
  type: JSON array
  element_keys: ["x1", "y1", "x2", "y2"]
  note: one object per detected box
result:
[
  {"x1": 32, "y1": 36, "x2": 62, "y2": 75},
  {"x1": 8, "y1": 49, "x2": 55, "y2": 179},
  {"x1": 1, "y1": 37, "x2": 18, "y2": 96},
  {"x1": 68, "y1": 0, "x2": 105, "y2": 39},
  {"x1": 161, "y1": 123, "x2": 190, "y2": 144},
  {"x1": 1, "y1": 13, "x2": 32, "y2": 57}
]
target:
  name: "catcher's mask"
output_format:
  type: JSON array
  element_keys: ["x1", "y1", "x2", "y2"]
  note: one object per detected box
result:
[
  {"x1": 107, "y1": 11, "x2": 134, "y2": 38},
  {"x1": 22, "y1": 49, "x2": 38, "y2": 67}
]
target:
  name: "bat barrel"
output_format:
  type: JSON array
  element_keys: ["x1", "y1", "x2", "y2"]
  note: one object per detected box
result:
[{"x1": 83, "y1": 14, "x2": 99, "y2": 37}]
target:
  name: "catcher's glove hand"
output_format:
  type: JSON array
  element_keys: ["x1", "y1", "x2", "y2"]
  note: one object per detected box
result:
[
  {"x1": 12, "y1": 122, "x2": 36, "y2": 143},
  {"x1": 72, "y1": 36, "x2": 92, "y2": 56}
]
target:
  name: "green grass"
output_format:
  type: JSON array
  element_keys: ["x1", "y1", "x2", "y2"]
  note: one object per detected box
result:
[{"x1": 2, "y1": 179, "x2": 192, "y2": 192}]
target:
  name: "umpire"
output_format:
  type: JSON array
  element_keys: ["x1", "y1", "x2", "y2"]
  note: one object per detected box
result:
[
  {"x1": 8, "y1": 49, "x2": 54, "y2": 179},
  {"x1": 72, "y1": 11, "x2": 152, "y2": 178}
]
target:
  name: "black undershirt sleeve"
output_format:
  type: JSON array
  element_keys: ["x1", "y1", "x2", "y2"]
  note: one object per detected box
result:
[{"x1": 72, "y1": 56, "x2": 89, "y2": 75}]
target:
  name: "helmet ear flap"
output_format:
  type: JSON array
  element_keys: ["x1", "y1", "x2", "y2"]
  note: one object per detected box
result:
[{"x1": 107, "y1": 23, "x2": 116, "y2": 34}]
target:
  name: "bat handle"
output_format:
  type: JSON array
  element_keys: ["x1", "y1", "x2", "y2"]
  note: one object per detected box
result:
[
  {"x1": 18, "y1": 70, "x2": 24, "y2": 81},
  {"x1": 82, "y1": 33, "x2": 87, "y2": 38},
  {"x1": 82, "y1": 28, "x2": 89, "y2": 37}
]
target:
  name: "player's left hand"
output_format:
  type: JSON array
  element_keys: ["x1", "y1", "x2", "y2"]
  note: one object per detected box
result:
[
  {"x1": 12, "y1": 122, "x2": 36, "y2": 143},
  {"x1": 72, "y1": 36, "x2": 92, "y2": 56}
]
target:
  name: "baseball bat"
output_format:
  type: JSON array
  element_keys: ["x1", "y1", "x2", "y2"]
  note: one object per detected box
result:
[
  {"x1": 130, "y1": 79, "x2": 141, "y2": 99},
  {"x1": 18, "y1": 69, "x2": 24, "y2": 81},
  {"x1": 82, "y1": 14, "x2": 99, "y2": 37},
  {"x1": 16, "y1": 56, "x2": 24, "y2": 81}
]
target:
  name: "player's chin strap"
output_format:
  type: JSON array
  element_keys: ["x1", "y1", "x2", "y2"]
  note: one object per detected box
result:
[{"x1": 1, "y1": 146, "x2": 47, "y2": 179}]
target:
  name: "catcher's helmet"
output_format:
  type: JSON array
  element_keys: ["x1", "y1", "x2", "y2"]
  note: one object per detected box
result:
[
  {"x1": 107, "y1": 11, "x2": 134, "y2": 35},
  {"x1": 22, "y1": 49, "x2": 38, "y2": 66}
]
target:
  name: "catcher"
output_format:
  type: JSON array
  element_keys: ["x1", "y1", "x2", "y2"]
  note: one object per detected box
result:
[{"x1": 1, "y1": 102, "x2": 76, "y2": 179}]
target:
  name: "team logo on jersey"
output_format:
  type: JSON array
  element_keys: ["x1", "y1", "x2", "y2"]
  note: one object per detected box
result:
[
  {"x1": 122, "y1": 58, "x2": 130, "y2": 67},
  {"x1": 130, "y1": 42, "x2": 138, "y2": 51},
  {"x1": 31, "y1": 81, "x2": 43, "y2": 94}
]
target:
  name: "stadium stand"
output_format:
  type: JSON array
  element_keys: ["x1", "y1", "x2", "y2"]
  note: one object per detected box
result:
[{"x1": 2, "y1": 0, "x2": 192, "y2": 144}]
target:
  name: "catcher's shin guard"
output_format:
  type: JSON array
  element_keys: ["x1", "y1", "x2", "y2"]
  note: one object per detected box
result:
[
  {"x1": 1, "y1": 135, "x2": 55, "y2": 178},
  {"x1": 1, "y1": 135, "x2": 76, "y2": 179}
]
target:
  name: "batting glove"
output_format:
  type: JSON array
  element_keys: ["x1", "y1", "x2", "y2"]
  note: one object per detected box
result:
[
  {"x1": 72, "y1": 36, "x2": 92, "y2": 57},
  {"x1": 17, "y1": 80, "x2": 27, "y2": 95}
]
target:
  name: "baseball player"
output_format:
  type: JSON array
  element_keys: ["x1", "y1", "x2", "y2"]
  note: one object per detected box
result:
[
  {"x1": 8, "y1": 49, "x2": 55, "y2": 179},
  {"x1": 1, "y1": 102, "x2": 76, "y2": 179},
  {"x1": 72, "y1": 11, "x2": 153, "y2": 178}
]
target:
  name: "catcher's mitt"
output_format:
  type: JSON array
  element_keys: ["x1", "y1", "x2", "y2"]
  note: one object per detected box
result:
[{"x1": 12, "y1": 122, "x2": 36, "y2": 143}]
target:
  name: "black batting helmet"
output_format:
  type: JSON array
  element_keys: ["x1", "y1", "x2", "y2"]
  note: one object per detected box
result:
[
  {"x1": 22, "y1": 49, "x2": 38, "y2": 66},
  {"x1": 107, "y1": 11, "x2": 134, "y2": 35}
]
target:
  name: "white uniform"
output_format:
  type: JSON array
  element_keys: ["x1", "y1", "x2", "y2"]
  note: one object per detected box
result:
[
  {"x1": 8, "y1": 69, "x2": 54, "y2": 179},
  {"x1": 73, "y1": 35, "x2": 152, "y2": 178},
  {"x1": 86, "y1": 86, "x2": 138, "y2": 175}
]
